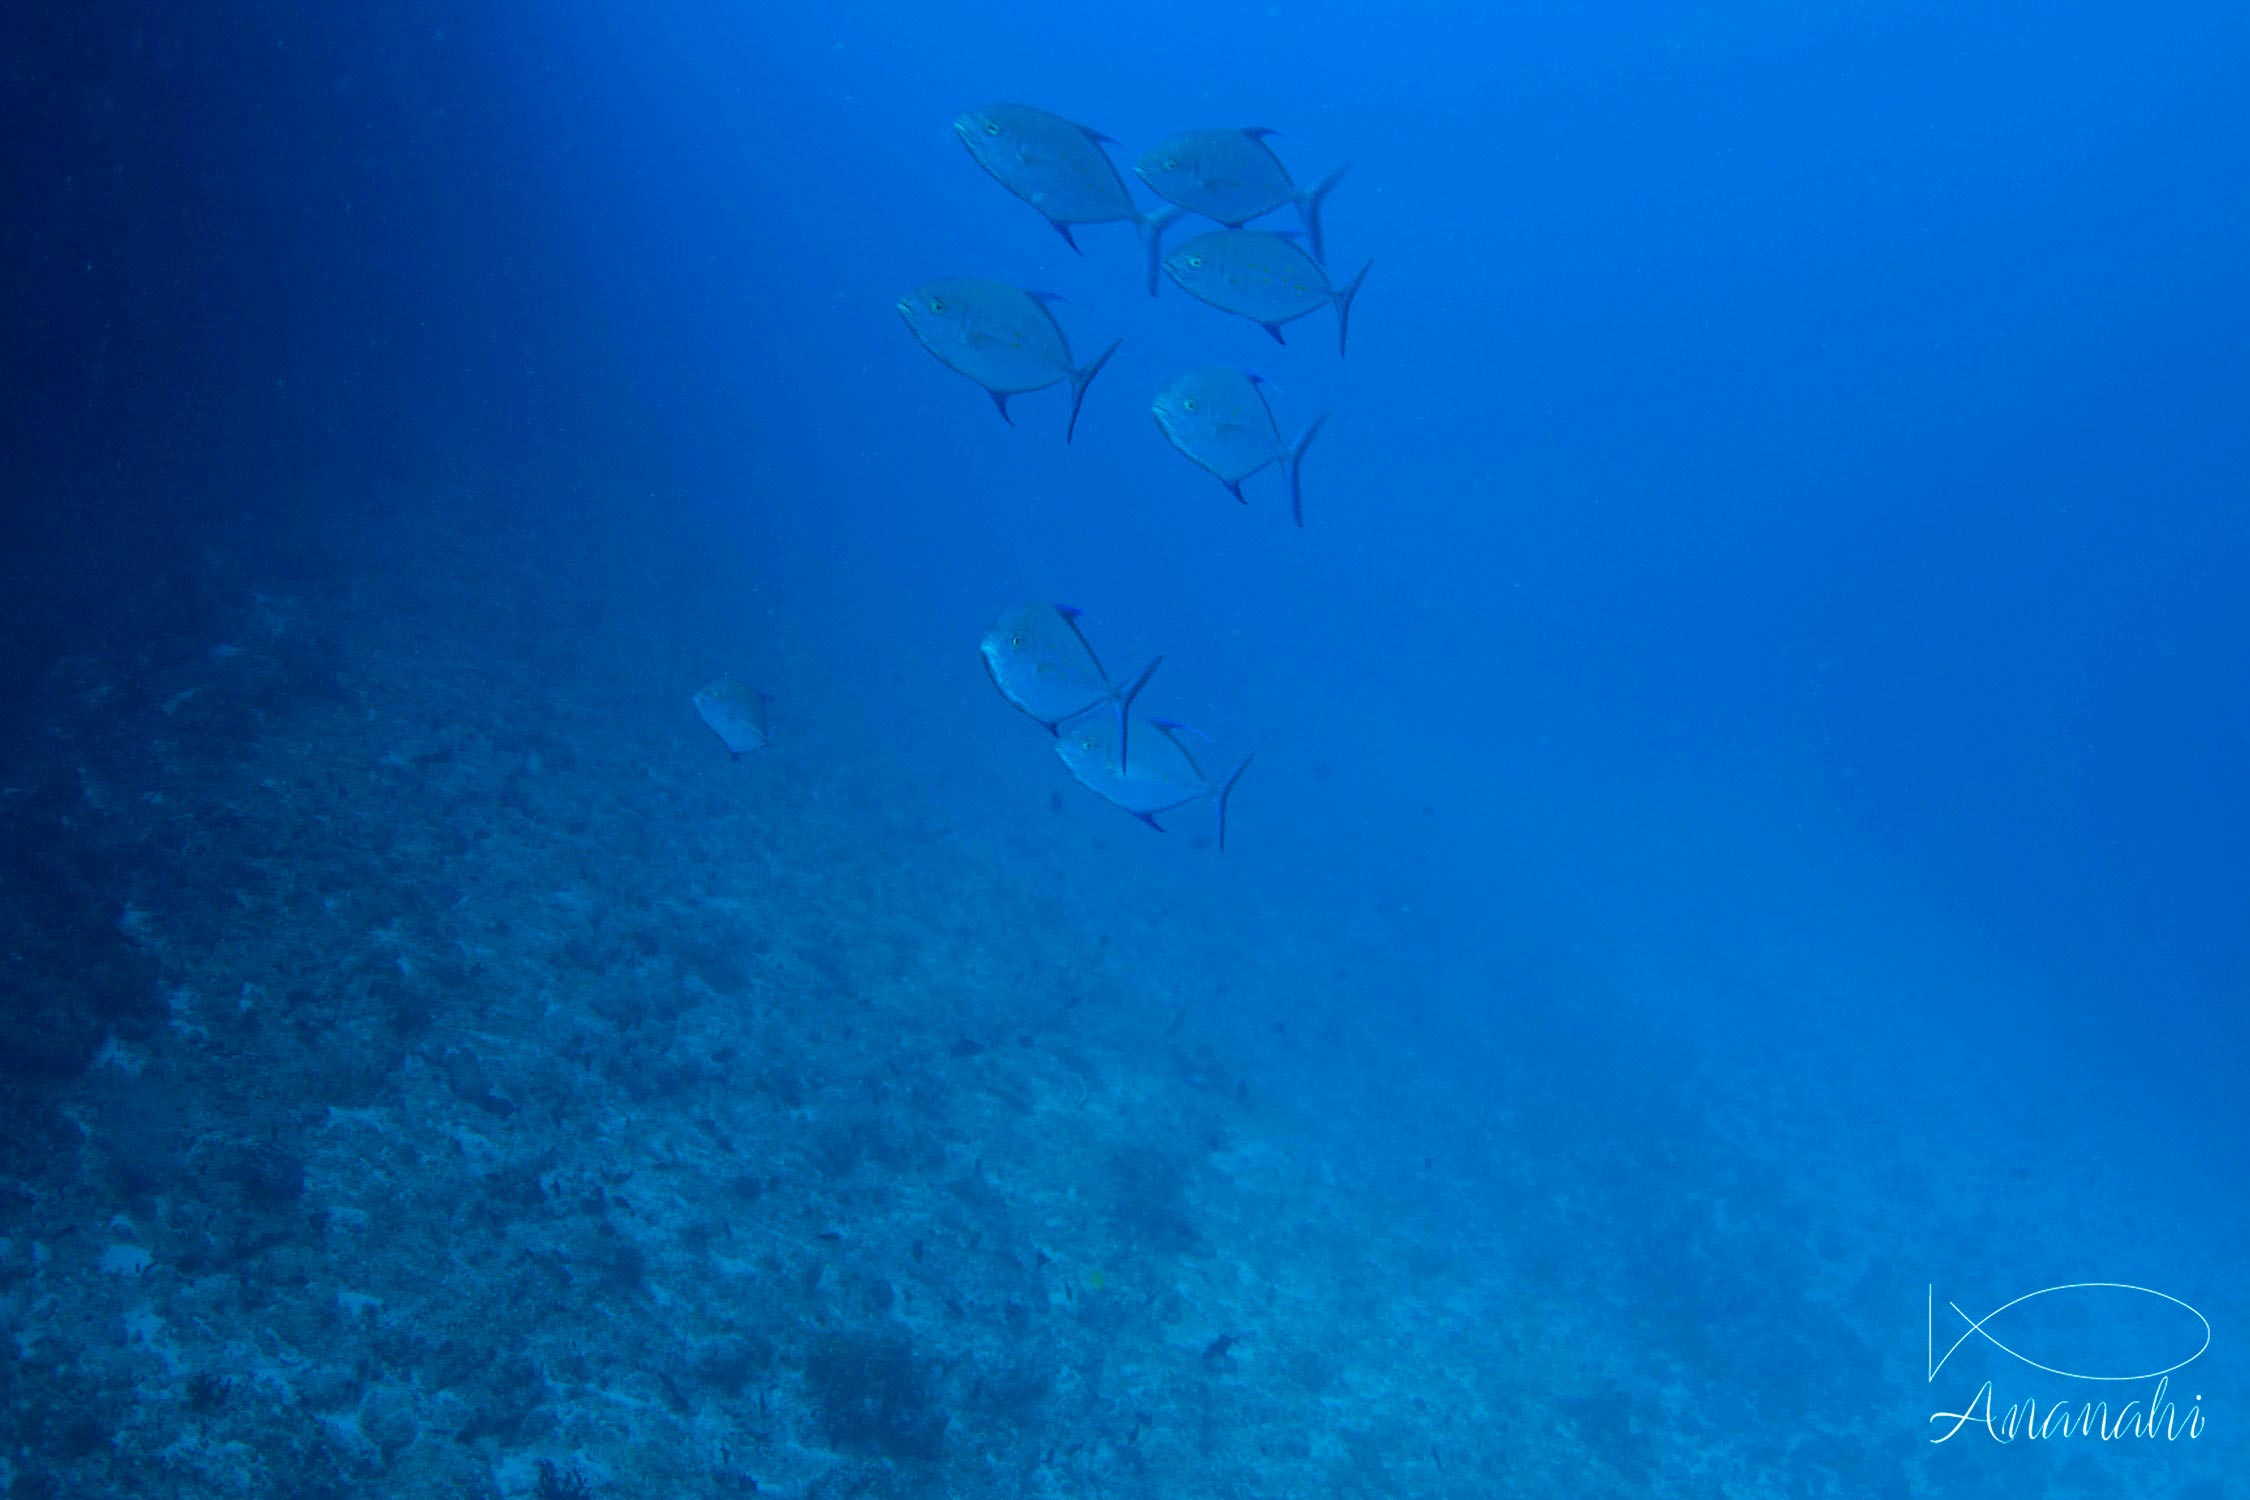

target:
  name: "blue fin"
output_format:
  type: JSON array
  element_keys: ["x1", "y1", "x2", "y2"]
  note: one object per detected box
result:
[
  {"x1": 1241, "y1": 127, "x2": 1282, "y2": 140},
  {"x1": 1142, "y1": 206, "x2": 1185, "y2": 298},
  {"x1": 1335, "y1": 261, "x2": 1372, "y2": 356},
  {"x1": 1135, "y1": 812, "x2": 1166, "y2": 832},
  {"x1": 1050, "y1": 218, "x2": 1082, "y2": 254},
  {"x1": 1083, "y1": 125, "x2": 1120, "y2": 147},
  {"x1": 988, "y1": 389, "x2": 1014, "y2": 425},
  {"x1": 1066, "y1": 338, "x2": 1122, "y2": 443},
  {"x1": 1151, "y1": 719, "x2": 1211, "y2": 781},
  {"x1": 1214, "y1": 754, "x2": 1254, "y2": 853},
  {"x1": 1022, "y1": 289, "x2": 1070, "y2": 307},
  {"x1": 1245, "y1": 373, "x2": 1281, "y2": 428},
  {"x1": 1224, "y1": 478, "x2": 1246, "y2": 504},
  {"x1": 1297, "y1": 162, "x2": 1350, "y2": 265},
  {"x1": 1285, "y1": 413, "x2": 1328, "y2": 529},
  {"x1": 1055, "y1": 604, "x2": 1109, "y2": 683},
  {"x1": 1262, "y1": 323, "x2": 1287, "y2": 346},
  {"x1": 1111, "y1": 654, "x2": 1163, "y2": 771}
]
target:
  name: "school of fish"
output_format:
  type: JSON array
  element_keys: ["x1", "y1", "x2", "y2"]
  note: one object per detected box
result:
[{"x1": 703, "y1": 105, "x2": 1367, "y2": 850}]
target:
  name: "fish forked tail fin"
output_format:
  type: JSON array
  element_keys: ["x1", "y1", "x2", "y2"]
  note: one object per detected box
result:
[
  {"x1": 1067, "y1": 338, "x2": 1123, "y2": 443},
  {"x1": 1150, "y1": 720, "x2": 1251, "y2": 851},
  {"x1": 1213, "y1": 753, "x2": 1254, "y2": 852},
  {"x1": 1285, "y1": 413, "x2": 1329, "y2": 529},
  {"x1": 1107, "y1": 653, "x2": 1163, "y2": 770},
  {"x1": 1335, "y1": 261, "x2": 1372, "y2": 357},
  {"x1": 1140, "y1": 206, "x2": 1186, "y2": 297},
  {"x1": 1296, "y1": 162, "x2": 1351, "y2": 265}
]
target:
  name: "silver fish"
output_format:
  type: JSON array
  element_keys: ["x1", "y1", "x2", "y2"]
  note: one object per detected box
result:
[
  {"x1": 1151, "y1": 368, "x2": 1329, "y2": 527},
  {"x1": 954, "y1": 102, "x2": 1183, "y2": 293},
  {"x1": 1054, "y1": 715, "x2": 1253, "y2": 852},
  {"x1": 980, "y1": 603, "x2": 1162, "y2": 768},
  {"x1": 1162, "y1": 230, "x2": 1371, "y2": 354},
  {"x1": 693, "y1": 677, "x2": 771, "y2": 762},
  {"x1": 897, "y1": 278, "x2": 1120, "y2": 441},
  {"x1": 1135, "y1": 128, "x2": 1350, "y2": 263}
]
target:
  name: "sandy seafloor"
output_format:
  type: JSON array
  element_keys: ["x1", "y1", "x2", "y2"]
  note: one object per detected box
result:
[{"x1": 0, "y1": 495, "x2": 2234, "y2": 1500}]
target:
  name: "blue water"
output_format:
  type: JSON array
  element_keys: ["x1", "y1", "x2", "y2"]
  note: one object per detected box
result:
[{"x1": 4, "y1": 2, "x2": 2243, "y2": 1496}]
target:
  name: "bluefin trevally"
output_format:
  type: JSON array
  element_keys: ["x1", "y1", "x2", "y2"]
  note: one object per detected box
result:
[
  {"x1": 1162, "y1": 230, "x2": 1372, "y2": 354},
  {"x1": 1054, "y1": 714, "x2": 1254, "y2": 852},
  {"x1": 981, "y1": 603, "x2": 1163, "y2": 770},
  {"x1": 1135, "y1": 129, "x2": 1350, "y2": 263},
  {"x1": 897, "y1": 278, "x2": 1121, "y2": 441},
  {"x1": 1151, "y1": 368, "x2": 1330, "y2": 527},
  {"x1": 954, "y1": 102, "x2": 1184, "y2": 294},
  {"x1": 693, "y1": 677, "x2": 771, "y2": 762}
]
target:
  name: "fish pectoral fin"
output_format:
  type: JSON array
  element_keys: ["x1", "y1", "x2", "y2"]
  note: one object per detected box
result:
[
  {"x1": 1135, "y1": 812, "x2": 1167, "y2": 833},
  {"x1": 1223, "y1": 478, "x2": 1246, "y2": 505},
  {"x1": 1262, "y1": 322, "x2": 1288, "y2": 346},
  {"x1": 1048, "y1": 218, "x2": 1083, "y2": 254},
  {"x1": 989, "y1": 389, "x2": 1015, "y2": 425}
]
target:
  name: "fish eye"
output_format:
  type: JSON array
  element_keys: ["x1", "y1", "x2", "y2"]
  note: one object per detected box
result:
[
  {"x1": 929, "y1": 297, "x2": 945, "y2": 312},
  {"x1": 1183, "y1": 398, "x2": 1197, "y2": 412},
  {"x1": 1186, "y1": 254, "x2": 1202, "y2": 269},
  {"x1": 1010, "y1": 634, "x2": 1023, "y2": 647},
  {"x1": 984, "y1": 121, "x2": 1002, "y2": 136},
  {"x1": 1162, "y1": 157, "x2": 1178, "y2": 171}
]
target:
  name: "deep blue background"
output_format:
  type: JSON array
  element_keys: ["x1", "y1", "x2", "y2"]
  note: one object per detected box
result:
[{"x1": 8, "y1": 0, "x2": 2245, "y2": 1430}]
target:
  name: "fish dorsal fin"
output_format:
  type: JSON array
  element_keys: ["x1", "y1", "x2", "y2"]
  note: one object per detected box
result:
[
  {"x1": 1149, "y1": 718, "x2": 1212, "y2": 781},
  {"x1": 1082, "y1": 124, "x2": 1120, "y2": 147},
  {"x1": 1021, "y1": 289, "x2": 1070, "y2": 307},
  {"x1": 1054, "y1": 604, "x2": 1110, "y2": 683},
  {"x1": 1244, "y1": 372, "x2": 1281, "y2": 427},
  {"x1": 751, "y1": 689, "x2": 772, "y2": 741},
  {"x1": 1240, "y1": 127, "x2": 1282, "y2": 140}
]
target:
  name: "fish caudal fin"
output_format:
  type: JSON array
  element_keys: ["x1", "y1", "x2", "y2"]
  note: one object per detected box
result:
[
  {"x1": 1141, "y1": 206, "x2": 1186, "y2": 297},
  {"x1": 1285, "y1": 413, "x2": 1329, "y2": 529},
  {"x1": 1214, "y1": 754, "x2": 1254, "y2": 853},
  {"x1": 1335, "y1": 260, "x2": 1372, "y2": 356},
  {"x1": 1297, "y1": 163, "x2": 1351, "y2": 265},
  {"x1": 1066, "y1": 339, "x2": 1122, "y2": 443}
]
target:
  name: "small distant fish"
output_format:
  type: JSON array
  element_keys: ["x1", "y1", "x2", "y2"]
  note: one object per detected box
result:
[
  {"x1": 1163, "y1": 230, "x2": 1371, "y2": 354},
  {"x1": 1136, "y1": 129, "x2": 1350, "y2": 263},
  {"x1": 954, "y1": 102, "x2": 1184, "y2": 293},
  {"x1": 898, "y1": 278, "x2": 1121, "y2": 441},
  {"x1": 1151, "y1": 368, "x2": 1329, "y2": 527},
  {"x1": 693, "y1": 677, "x2": 771, "y2": 762},
  {"x1": 1054, "y1": 714, "x2": 1253, "y2": 852},
  {"x1": 981, "y1": 603, "x2": 1162, "y2": 768}
]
